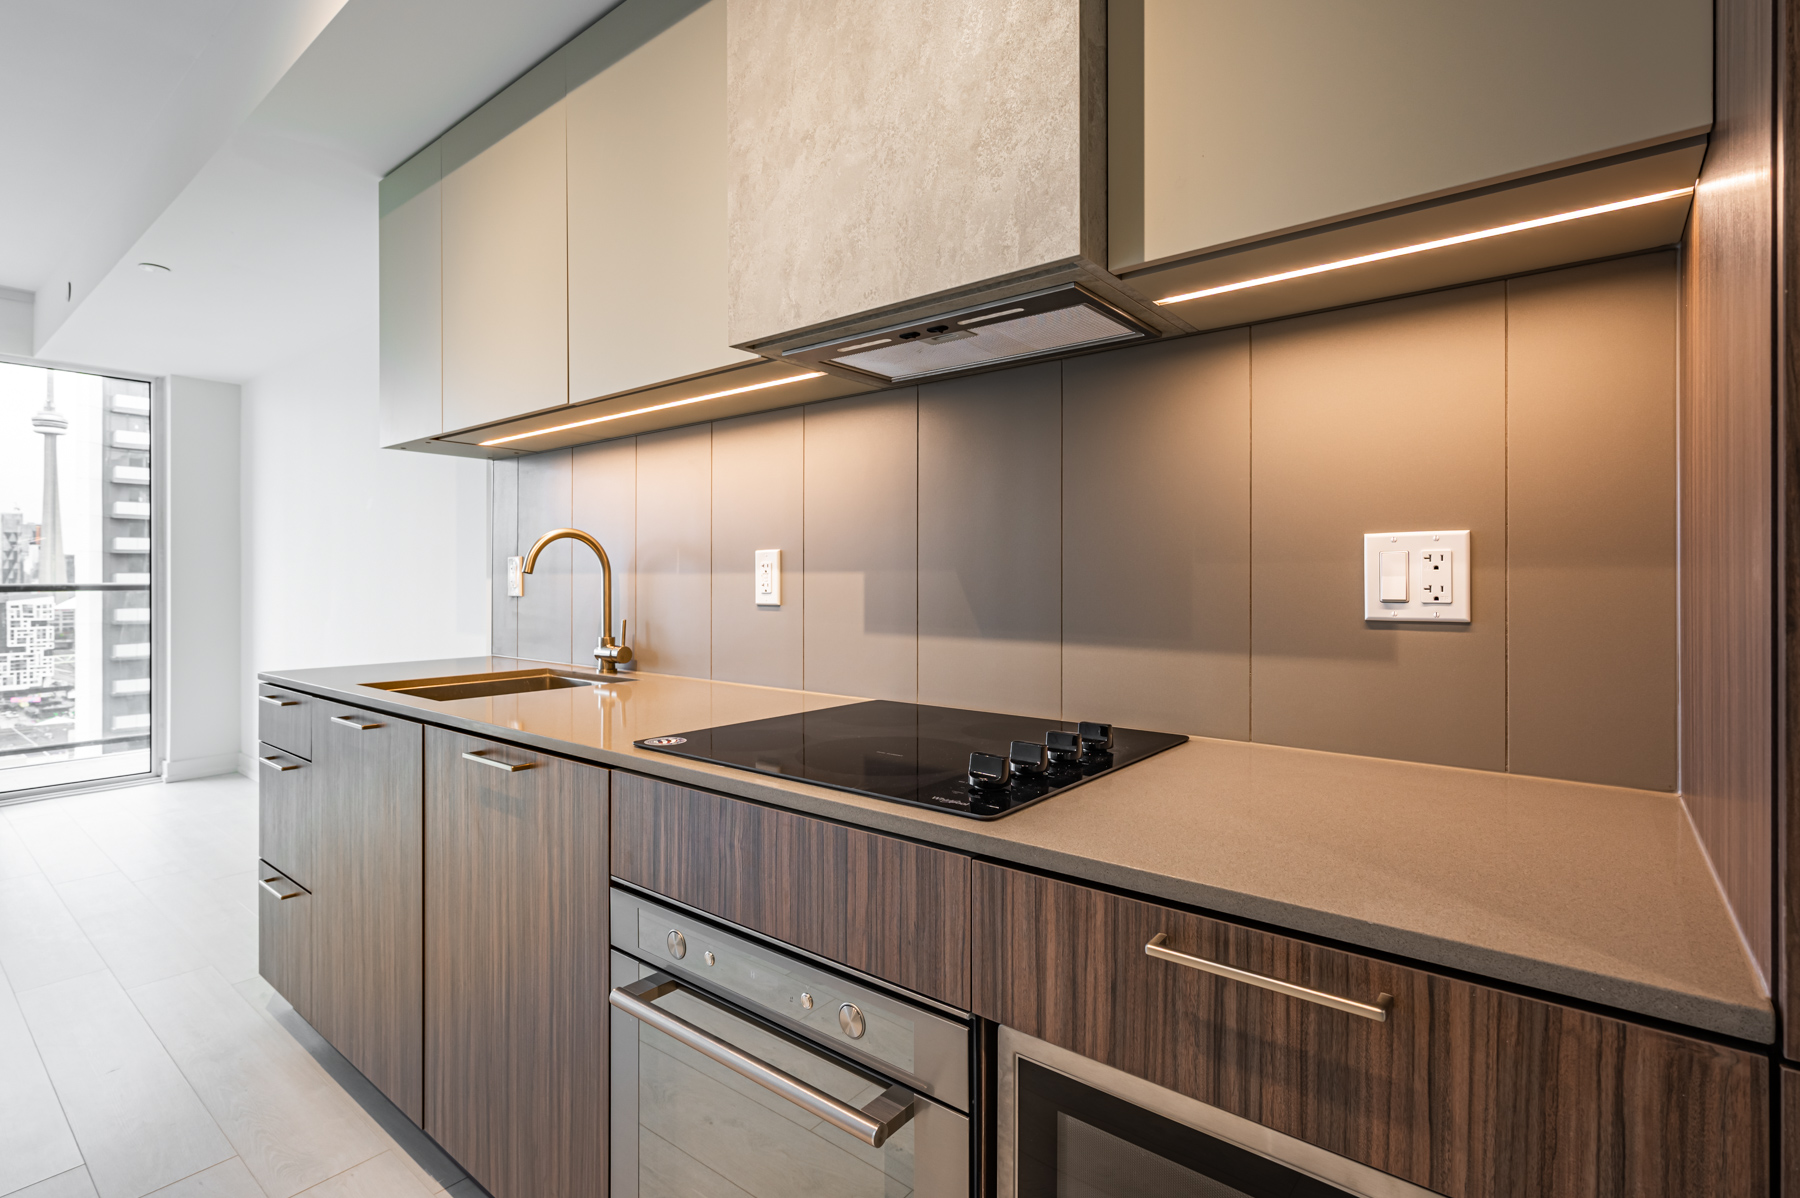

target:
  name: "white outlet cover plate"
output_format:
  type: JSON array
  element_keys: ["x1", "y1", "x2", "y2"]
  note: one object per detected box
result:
[
  {"x1": 754, "y1": 548, "x2": 781, "y2": 606},
  {"x1": 1363, "y1": 530, "x2": 1470, "y2": 622}
]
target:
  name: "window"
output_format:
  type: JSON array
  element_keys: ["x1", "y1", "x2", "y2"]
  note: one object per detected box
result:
[{"x1": 0, "y1": 362, "x2": 153, "y2": 796}]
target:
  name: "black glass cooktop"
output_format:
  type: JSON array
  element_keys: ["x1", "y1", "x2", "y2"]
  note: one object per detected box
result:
[{"x1": 635, "y1": 700, "x2": 1188, "y2": 819}]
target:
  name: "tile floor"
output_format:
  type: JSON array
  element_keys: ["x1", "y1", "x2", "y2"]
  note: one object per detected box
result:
[{"x1": 0, "y1": 773, "x2": 489, "y2": 1198}]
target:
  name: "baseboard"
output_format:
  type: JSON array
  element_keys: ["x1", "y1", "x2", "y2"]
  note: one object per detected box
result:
[
  {"x1": 163, "y1": 752, "x2": 242, "y2": 782},
  {"x1": 237, "y1": 751, "x2": 256, "y2": 778}
]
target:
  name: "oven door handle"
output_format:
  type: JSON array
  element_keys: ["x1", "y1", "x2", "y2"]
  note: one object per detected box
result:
[{"x1": 609, "y1": 972, "x2": 919, "y2": 1148}]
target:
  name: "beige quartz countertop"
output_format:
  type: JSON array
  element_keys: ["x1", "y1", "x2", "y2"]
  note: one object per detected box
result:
[{"x1": 261, "y1": 657, "x2": 1772, "y2": 1043}]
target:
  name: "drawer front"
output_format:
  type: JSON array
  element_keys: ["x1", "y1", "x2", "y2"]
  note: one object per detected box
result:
[
  {"x1": 971, "y1": 863, "x2": 1767, "y2": 1198},
  {"x1": 611, "y1": 773, "x2": 970, "y2": 1008},
  {"x1": 256, "y1": 742, "x2": 312, "y2": 888},
  {"x1": 257, "y1": 685, "x2": 313, "y2": 760},
  {"x1": 258, "y1": 861, "x2": 312, "y2": 1023}
]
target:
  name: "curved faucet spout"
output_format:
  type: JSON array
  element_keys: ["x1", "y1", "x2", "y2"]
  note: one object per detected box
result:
[{"x1": 520, "y1": 527, "x2": 632, "y2": 673}]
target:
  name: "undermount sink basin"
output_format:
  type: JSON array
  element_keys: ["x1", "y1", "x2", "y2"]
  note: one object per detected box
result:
[{"x1": 364, "y1": 669, "x2": 632, "y2": 701}]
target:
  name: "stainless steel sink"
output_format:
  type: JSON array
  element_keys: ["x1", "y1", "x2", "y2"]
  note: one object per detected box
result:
[{"x1": 364, "y1": 669, "x2": 632, "y2": 701}]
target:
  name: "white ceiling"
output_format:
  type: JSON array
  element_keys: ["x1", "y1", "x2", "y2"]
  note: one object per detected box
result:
[{"x1": 7, "y1": 0, "x2": 624, "y2": 380}]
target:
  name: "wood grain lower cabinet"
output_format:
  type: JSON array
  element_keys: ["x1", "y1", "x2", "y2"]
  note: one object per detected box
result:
[
  {"x1": 256, "y1": 685, "x2": 312, "y2": 760},
  {"x1": 309, "y1": 702, "x2": 424, "y2": 1124},
  {"x1": 610, "y1": 772, "x2": 970, "y2": 1007},
  {"x1": 258, "y1": 862, "x2": 311, "y2": 1022},
  {"x1": 1786, "y1": 1068, "x2": 1799, "y2": 1198},
  {"x1": 256, "y1": 742, "x2": 312, "y2": 888},
  {"x1": 424, "y1": 728, "x2": 609, "y2": 1198},
  {"x1": 972, "y1": 863, "x2": 1767, "y2": 1198}
]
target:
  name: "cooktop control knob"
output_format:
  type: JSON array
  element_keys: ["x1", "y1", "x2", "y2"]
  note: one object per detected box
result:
[
  {"x1": 1008, "y1": 740, "x2": 1047, "y2": 777},
  {"x1": 1045, "y1": 729, "x2": 1081, "y2": 764},
  {"x1": 968, "y1": 752, "x2": 1011, "y2": 789},
  {"x1": 1078, "y1": 722, "x2": 1114, "y2": 755}
]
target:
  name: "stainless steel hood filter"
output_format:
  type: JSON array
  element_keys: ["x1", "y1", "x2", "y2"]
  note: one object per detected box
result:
[{"x1": 784, "y1": 285, "x2": 1148, "y2": 383}]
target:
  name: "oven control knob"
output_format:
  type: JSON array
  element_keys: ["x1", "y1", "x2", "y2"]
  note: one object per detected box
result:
[
  {"x1": 1078, "y1": 721, "x2": 1114, "y2": 754},
  {"x1": 1008, "y1": 741, "x2": 1047, "y2": 777},
  {"x1": 666, "y1": 930, "x2": 687, "y2": 960},
  {"x1": 801, "y1": 992, "x2": 815, "y2": 1010},
  {"x1": 968, "y1": 752, "x2": 1011, "y2": 789},
  {"x1": 1045, "y1": 729, "x2": 1081, "y2": 764},
  {"x1": 838, "y1": 1002, "x2": 867, "y2": 1039}
]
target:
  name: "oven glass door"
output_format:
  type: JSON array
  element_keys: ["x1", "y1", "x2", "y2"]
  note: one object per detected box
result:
[
  {"x1": 1016, "y1": 1059, "x2": 1351, "y2": 1198},
  {"x1": 611, "y1": 957, "x2": 968, "y2": 1198}
]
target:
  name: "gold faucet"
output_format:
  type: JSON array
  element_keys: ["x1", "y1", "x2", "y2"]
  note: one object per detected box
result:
[{"x1": 520, "y1": 528, "x2": 634, "y2": 674}]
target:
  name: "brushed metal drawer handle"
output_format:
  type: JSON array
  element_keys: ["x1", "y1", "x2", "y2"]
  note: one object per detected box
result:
[
  {"x1": 1145, "y1": 933, "x2": 1393, "y2": 1023},
  {"x1": 258, "y1": 694, "x2": 298, "y2": 707},
  {"x1": 329, "y1": 714, "x2": 381, "y2": 730},
  {"x1": 610, "y1": 973, "x2": 918, "y2": 1148},
  {"x1": 258, "y1": 875, "x2": 305, "y2": 901},
  {"x1": 463, "y1": 750, "x2": 534, "y2": 773},
  {"x1": 258, "y1": 755, "x2": 299, "y2": 773}
]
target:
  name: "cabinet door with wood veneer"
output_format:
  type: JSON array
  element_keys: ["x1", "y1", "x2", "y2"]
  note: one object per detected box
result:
[
  {"x1": 309, "y1": 701, "x2": 424, "y2": 1124},
  {"x1": 972, "y1": 862, "x2": 1767, "y2": 1198},
  {"x1": 611, "y1": 772, "x2": 970, "y2": 1007},
  {"x1": 424, "y1": 728, "x2": 609, "y2": 1198},
  {"x1": 256, "y1": 742, "x2": 312, "y2": 889}
]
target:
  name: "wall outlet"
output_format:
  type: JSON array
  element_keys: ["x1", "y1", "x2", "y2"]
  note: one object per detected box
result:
[
  {"x1": 1363, "y1": 531, "x2": 1469, "y2": 622},
  {"x1": 507, "y1": 556, "x2": 524, "y2": 598},
  {"x1": 755, "y1": 549, "x2": 781, "y2": 606}
]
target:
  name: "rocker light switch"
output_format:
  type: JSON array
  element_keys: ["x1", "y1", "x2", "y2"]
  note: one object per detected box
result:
[
  {"x1": 1378, "y1": 551, "x2": 1408, "y2": 602},
  {"x1": 1364, "y1": 531, "x2": 1470, "y2": 622}
]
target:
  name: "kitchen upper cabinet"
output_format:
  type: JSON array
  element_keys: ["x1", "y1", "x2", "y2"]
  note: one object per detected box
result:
[
  {"x1": 440, "y1": 59, "x2": 568, "y2": 432},
  {"x1": 724, "y1": 0, "x2": 1118, "y2": 351},
  {"x1": 309, "y1": 701, "x2": 425, "y2": 1125},
  {"x1": 565, "y1": 0, "x2": 756, "y2": 403},
  {"x1": 424, "y1": 728, "x2": 609, "y2": 1198},
  {"x1": 1116, "y1": 0, "x2": 1711, "y2": 271},
  {"x1": 378, "y1": 144, "x2": 442, "y2": 448}
]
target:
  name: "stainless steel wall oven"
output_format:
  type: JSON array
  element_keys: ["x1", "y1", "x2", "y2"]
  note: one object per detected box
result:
[
  {"x1": 609, "y1": 887, "x2": 972, "y2": 1198},
  {"x1": 996, "y1": 1027, "x2": 1437, "y2": 1198}
]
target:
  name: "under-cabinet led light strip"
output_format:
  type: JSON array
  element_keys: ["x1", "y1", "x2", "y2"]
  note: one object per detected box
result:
[
  {"x1": 479, "y1": 372, "x2": 827, "y2": 446},
  {"x1": 1154, "y1": 186, "x2": 1696, "y2": 306}
]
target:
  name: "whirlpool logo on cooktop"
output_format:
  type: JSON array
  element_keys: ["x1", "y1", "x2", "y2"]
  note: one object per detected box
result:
[{"x1": 643, "y1": 736, "x2": 687, "y2": 747}]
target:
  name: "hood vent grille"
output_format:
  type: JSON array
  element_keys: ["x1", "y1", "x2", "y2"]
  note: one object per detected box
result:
[{"x1": 785, "y1": 286, "x2": 1148, "y2": 383}]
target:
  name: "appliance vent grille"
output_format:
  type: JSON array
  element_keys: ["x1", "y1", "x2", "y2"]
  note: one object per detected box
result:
[{"x1": 830, "y1": 303, "x2": 1142, "y2": 381}]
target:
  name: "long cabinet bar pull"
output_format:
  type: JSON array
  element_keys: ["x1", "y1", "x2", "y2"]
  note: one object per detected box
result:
[
  {"x1": 1144, "y1": 933, "x2": 1393, "y2": 1023},
  {"x1": 329, "y1": 714, "x2": 382, "y2": 730},
  {"x1": 258, "y1": 694, "x2": 298, "y2": 707},
  {"x1": 258, "y1": 755, "x2": 299, "y2": 773},
  {"x1": 258, "y1": 876, "x2": 305, "y2": 900},
  {"x1": 610, "y1": 974, "x2": 918, "y2": 1147},
  {"x1": 463, "y1": 750, "x2": 533, "y2": 773}
]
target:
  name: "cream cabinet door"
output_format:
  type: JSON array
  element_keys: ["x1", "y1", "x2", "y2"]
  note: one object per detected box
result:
[
  {"x1": 440, "y1": 61, "x2": 568, "y2": 432},
  {"x1": 565, "y1": 0, "x2": 756, "y2": 404},
  {"x1": 378, "y1": 144, "x2": 442, "y2": 447}
]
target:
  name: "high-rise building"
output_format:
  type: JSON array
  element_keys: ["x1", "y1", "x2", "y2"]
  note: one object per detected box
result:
[{"x1": 32, "y1": 376, "x2": 67, "y2": 587}]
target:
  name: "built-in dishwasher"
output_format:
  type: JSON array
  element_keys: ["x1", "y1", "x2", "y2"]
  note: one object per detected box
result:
[{"x1": 608, "y1": 887, "x2": 972, "y2": 1198}]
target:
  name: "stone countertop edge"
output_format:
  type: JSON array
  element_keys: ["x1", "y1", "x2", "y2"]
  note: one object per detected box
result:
[{"x1": 258, "y1": 663, "x2": 1775, "y2": 1045}]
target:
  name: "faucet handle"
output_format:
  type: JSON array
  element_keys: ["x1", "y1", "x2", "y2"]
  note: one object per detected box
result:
[{"x1": 597, "y1": 619, "x2": 633, "y2": 667}]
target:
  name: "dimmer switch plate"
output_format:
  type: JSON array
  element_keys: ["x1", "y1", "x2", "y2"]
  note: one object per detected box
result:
[
  {"x1": 755, "y1": 549, "x2": 781, "y2": 606},
  {"x1": 1364, "y1": 531, "x2": 1469, "y2": 622}
]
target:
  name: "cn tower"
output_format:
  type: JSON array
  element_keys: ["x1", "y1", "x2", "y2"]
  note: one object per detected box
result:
[{"x1": 32, "y1": 374, "x2": 67, "y2": 587}]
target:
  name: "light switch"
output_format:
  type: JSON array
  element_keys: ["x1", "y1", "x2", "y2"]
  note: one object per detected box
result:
[
  {"x1": 1363, "y1": 531, "x2": 1469, "y2": 622},
  {"x1": 1378, "y1": 551, "x2": 1408, "y2": 602},
  {"x1": 755, "y1": 549, "x2": 781, "y2": 606}
]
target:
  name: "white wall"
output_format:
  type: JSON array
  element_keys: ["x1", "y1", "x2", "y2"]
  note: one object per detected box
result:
[
  {"x1": 0, "y1": 289, "x2": 31, "y2": 356},
  {"x1": 162, "y1": 375, "x2": 245, "y2": 780},
  {"x1": 239, "y1": 318, "x2": 488, "y2": 765}
]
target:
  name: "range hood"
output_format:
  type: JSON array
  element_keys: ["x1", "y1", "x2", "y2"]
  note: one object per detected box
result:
[{"x1": 782, "y1": 285, "x2": 1150, "y2": 384}]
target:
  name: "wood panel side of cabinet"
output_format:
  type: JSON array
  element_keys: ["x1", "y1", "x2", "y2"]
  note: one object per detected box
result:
[
  {"x1": 1784, "y1": 1067, "x2": 1799, "y2": 1198},
  {"x1": 972, "y1": 862, "x2": 1767, "y2": 1198},
  {"x1": 424, "y1": 728, "x2": 609, "y2": 1198},
  {"x1": 309, "y1": 703, "x2": 424, "y2": 1125},
  {"x1": 611, "y1": 772, "x2": 970, "y2": 1007}
]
